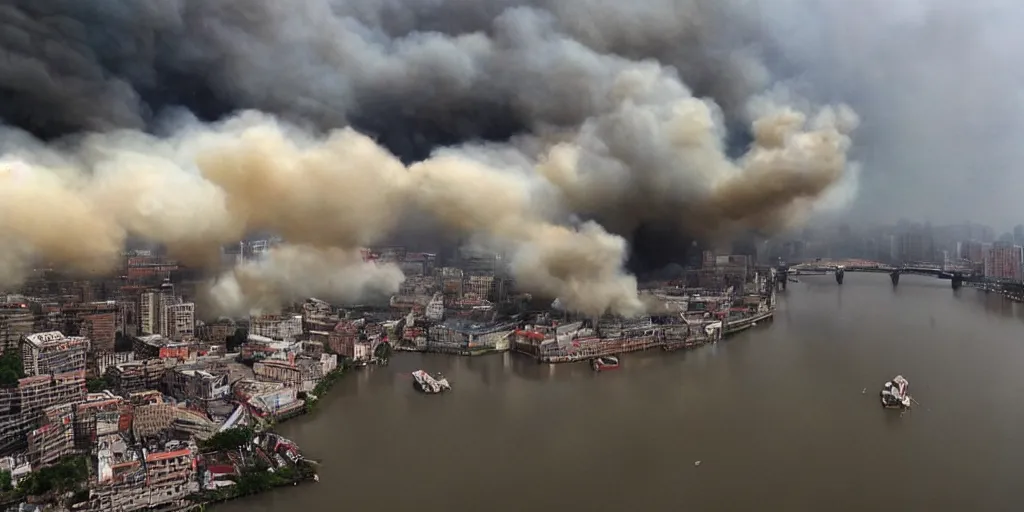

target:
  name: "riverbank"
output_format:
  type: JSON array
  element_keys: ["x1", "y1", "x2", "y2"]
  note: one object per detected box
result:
[
  {"x1": 213, "y1": 273, "x2": 1024, "y2": 512},
  {"x1": 187, "y1": 362, "x2": 356, "y2": 510}
]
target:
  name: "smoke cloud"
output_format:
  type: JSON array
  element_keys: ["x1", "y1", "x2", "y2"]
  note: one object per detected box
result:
[
  {"x1": 0, "y1": 0, "x2": 860, "y2": 316},
  {"x1": 203, "y1": 245, "x2": 406, "y2": 317}
]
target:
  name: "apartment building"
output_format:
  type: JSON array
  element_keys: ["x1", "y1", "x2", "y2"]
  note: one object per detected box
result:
[
  {"x1": 0, "y1": 371, "x2": 87, "y2": 454},
  {"x1": 87, "y1": 437, "x2": 199, "y2": 512},
  {"x1": 59, "y1": 302, "x2": 117, "y2": 353},
  {"x1": 250, "y1": 315, "x2": 302, "y2": 341},
  {"x1": 26, "y1": 403, "x2": 75, "y2": 468},
  {"x1": 106, "y1": 360, "x2": 168, "y2": 397},
  {"x1": 984, "y1": 242, "x2": 1024, "y2": 281},
  {"x1": 74, "y1": 393, "x2": 132, "y2": 450},
  {"x1": 164, "y1": 366, "x2": 230, "y2": 404},
  {"x1": 132, "y1": 334, "x2": 190, "y2": 360},
  {"x1": 0, "y1": 303, "x2": 33, "y2": 355},
  {"x1": 253, "y1": 354, "x2": 338, "y2": 392},
  {"x1": 20, "y1": 331, "x2": 89, "y2": 377},
  {"x1": 160, "y1": 303, "x2": 195, "y2": 341}
]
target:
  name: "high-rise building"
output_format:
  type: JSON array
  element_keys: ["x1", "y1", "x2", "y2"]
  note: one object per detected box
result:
[
  {"x1": 984, "y1": 242, "x2": 1023, "y2": 281},
  {"x1": 161, "y1": 303, "x2": 195, "y2": 341},
  {"x1": 140, "y1": 292, "x2": 159, "y2": 336},
  {"x1": 0, "y1": 303, "x2": 33, "y2": 354},
  {"x1": 0, "y1": 371, "x2": 86, "y2": 454},
  {"x1": 59, "y1": 302, "x2": 117, "y2": 353},
  {"x1": 960, "y1": 241, "x2": 988, "y2": 264},
  {"x1": 20, "y1": 332, "x2": 89, "y2": 377}
]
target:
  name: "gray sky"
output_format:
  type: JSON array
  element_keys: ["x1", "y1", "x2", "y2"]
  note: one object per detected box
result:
[{"x1": 760, "y1": 0, "x2": 1024, "y2": 230}]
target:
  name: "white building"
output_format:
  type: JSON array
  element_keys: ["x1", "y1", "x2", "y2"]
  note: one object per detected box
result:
[
  {"x1": 140, "y1": 292, "x2": 158, "y2": 335},
  {"x1": 161, "y1": 303, "x2": 195, "y2": 341},
  {"x1": 425, "y1": 293, "x2": 444, "y2": 321},
  {"x1": 250, "y1": 315, "x2": 303, "y2": 341}
]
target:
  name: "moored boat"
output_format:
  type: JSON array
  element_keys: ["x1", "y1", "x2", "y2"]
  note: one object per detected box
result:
[
  {"x1": 412, "y1": 370, "x2": 451, "y2": 394},
  {"x1": 879, "y1": 375, "x2": 912, "y2": 409},
  {"x1": 592, "y1": 355, "x2": 620, "y2": 372}
]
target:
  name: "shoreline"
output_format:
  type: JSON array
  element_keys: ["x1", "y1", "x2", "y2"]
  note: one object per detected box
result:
[
  {"x1": 395, "y1": 308, "x2": 777, "y2": 363},
  {"x1": 198, "y1": 306, "x2": 778, "y2": 509}
]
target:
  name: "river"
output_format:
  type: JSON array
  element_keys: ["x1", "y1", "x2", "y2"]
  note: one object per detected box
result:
[{"x1": 217, "y1": 273, "x2": 1024, "y2": 511}]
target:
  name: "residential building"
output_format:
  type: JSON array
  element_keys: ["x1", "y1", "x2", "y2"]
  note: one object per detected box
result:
[
  {"x1": 0, "y1": 371, "x2": 87, "y2": 454},
  {"x1": 59, "y1": 302, "x2": 117, "y2": 353},
  {"x1": 960, "y1": 240, "x2": 988, "y2": 264},
  {"x1": 164, "y1": 366, "x2": 230, "y2": 404},
  {"x1": 87, "y1": 437, "x2": 199, "y2": 512},
  {"x1": 240, "y1": 335, "x2": 300, "y2": 362},
  {"x1": 20, "y1": 331, "x2": 89, "y2": 377},
  {"x1": 250, "y1": 315, "x2": 302, "y2": 341},
  {"x1": 26, "y1": 403, "x2": 75, "y2": 469},
  {"x1": 139, "y1": 292, "x2": 159, "y2": 336},
  {"x1": 73, "y1": 393, "x2": 132, "y2": 450},
  {"x1": 132, "y1": 334, "x2": 190, "y2": 360},
  {"x1": 90, "y1": 352, "x2": 136, "y2": 380},
  {"x1": 0, "y1": 303, "x2": 33, "y2": 354},
  {"x1": 160, "y1": 302, "x2": 195, "y2": 341},
  {"x1": 984, "y1": 242, "x2": 1024, "y2": 281},
  {"x1": 253, "y1": 353, "x2": 337, "y2": 392},
  {"x1": 106, "y1": 360, "x2": 168, "y2": 396}
]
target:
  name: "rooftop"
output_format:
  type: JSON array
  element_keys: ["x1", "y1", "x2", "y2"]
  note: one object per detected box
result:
[
  {"x1": 23, "y1": 331, "x2": 88, "y2": 348},
  {"x1": 136, "y1": 334, "x2": 190, "y2": 348}
]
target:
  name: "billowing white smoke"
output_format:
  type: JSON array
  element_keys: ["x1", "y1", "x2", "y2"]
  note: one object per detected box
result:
[
  {"x1": 0, "y1": 1, "x2": 860, "y2": 317},
  {"x1": 0, "y1": 93, "x2": 855, "y2": 318},
  {"x1": 204, "y1": 245, "x2": 406, "y2": 317}
]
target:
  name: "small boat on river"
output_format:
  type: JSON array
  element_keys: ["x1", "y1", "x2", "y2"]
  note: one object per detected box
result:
[
  {"x1": 880, "y1": 375, "x2": 912, "y2": 409},
  {"x1": 592, "y1": 355, "x2": 620, "y2": 372},
  {"x1": 412, "y1": 370, "x2": 451, "y2": 394}
]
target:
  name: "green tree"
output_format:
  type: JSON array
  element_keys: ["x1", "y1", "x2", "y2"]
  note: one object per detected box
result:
[
  {"x1": 201, "y1": 426, "x2": 255, "y2": 452},
  {"x1": 0, "y1": 470, "x2": 12, "y2": 492},
  {"x1": 0, "y1": 351, "x2": 25, "y2": 388},
  {"x1": 17, "y1": 455, "x2": 87, "y2": 497},
  {"x1": 86, "y1": 376, "x2": 113, "y2": 393}
]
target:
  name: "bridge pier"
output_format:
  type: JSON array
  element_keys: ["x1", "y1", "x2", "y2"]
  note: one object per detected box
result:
[
  {"x1": 890, "y1": 270, "x2": 900, "y2": 287},
  {"x1": 951, "y1": 272, "x2": 963, "y2": 290}
]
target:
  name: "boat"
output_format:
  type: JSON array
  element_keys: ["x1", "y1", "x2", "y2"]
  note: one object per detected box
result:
[
  {"x1": 591, "y1": 355, "x2": 620, "y2": 372},
  {"x1": 412, "y1": 370, "x2": 451, "y2": 394},
  {"x1": 879, "y1": 375, "x2": 912, "y2": 409}
]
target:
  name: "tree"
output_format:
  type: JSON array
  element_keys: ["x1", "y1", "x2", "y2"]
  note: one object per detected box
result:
[
  {"x1": 0, "y1": 351, "x2": 25, "y2": 388},
  {"x1": 86, "y1": 376, "x2": 113, "y2": 393},
  {"x1": 201, "y1": 426, "x2": 255, "y2": 452}
]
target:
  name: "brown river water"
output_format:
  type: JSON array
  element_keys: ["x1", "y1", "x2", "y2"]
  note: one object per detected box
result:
[{"x1": 217, "y1": 273, "x2": 1024, "y2": 511}]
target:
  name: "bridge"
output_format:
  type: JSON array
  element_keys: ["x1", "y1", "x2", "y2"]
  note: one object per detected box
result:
[{"x1": 780, "y1": 261, "x2": 979, "y2": 289}]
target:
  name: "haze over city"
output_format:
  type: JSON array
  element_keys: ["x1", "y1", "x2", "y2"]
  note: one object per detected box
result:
[
  {"x1": 4, "y1": 1, "x2": 1024, "y2": 511},
  {"x1": 0, "y1": 0, "x2": 1021, "y2": 317}
]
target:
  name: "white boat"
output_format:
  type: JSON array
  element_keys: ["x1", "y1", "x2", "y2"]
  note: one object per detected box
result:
[
  {"x1": 880, "y1": 375, "x2": 912, "y2": 409},
  {"x1": 412, "y1": 370, "x2": 451, "y2": 394}
]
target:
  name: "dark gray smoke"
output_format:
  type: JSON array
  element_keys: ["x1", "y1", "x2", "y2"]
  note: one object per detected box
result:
[
  {"x1": 0, "y1": 1, "x2": 773, "y2": 152},
  {"x1": 0, "y1": 0, "x2": 859, "y2": 316}
]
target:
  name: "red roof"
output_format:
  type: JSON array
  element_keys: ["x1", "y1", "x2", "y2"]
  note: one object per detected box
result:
[
  {"x1": 146, "y1": 448, "x2": 192, "y2": 462},
  {"x1": 206, "y1": 464, "x2": 236, "y2": 475}
]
